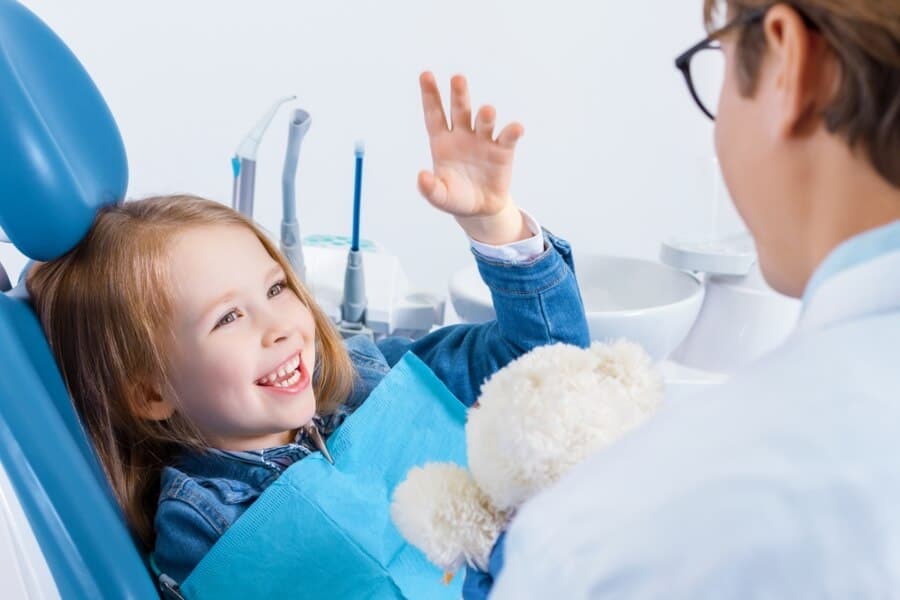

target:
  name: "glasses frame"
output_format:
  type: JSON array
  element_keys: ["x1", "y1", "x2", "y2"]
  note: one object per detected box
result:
[{"x1": 674, "y1": 6, "x2": 769, "y2": 120}]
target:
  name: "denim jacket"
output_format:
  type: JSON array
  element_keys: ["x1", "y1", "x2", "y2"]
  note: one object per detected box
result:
[{"x1": 152, "y1": 230, "x2": 590, "y2": 584}]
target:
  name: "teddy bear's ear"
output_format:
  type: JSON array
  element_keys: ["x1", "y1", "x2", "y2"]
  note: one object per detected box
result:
[{"x1": 391, "y1": 463, "x2": 506, "y2": 573}]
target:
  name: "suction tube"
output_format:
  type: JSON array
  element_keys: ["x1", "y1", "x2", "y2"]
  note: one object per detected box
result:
[{"x1": 281, "y1": 109, "x2": 312, "y2": 281}]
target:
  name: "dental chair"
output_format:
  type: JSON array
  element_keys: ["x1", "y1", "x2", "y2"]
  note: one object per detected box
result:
[{"x1": 0, "y1": 1, "x2": 160, "y2": 597}]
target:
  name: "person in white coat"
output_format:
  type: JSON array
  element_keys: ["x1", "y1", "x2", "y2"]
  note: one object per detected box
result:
[{"x1": 491, "y1": 1, "x2": 900, "y2": 597}]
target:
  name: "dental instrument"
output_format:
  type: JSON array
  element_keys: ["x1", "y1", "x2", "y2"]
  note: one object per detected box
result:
[
  {"x1": 0, "y1": 232, "x2": 9, "y2": 292},
  {"x1": 280, "y1": 108, "x2": 311, "y2": 281},
  {"x1": 231, "y1": 95, "x2": 296, "y2": 219},
  {"x1": 0, "y1": 261, "x2": 10, "y2": 293},
  {"x1": 303, "y1": 421, "x2": 334, "y2": 465},
  {"x1": 337, "y1": 141, "x2": 374, "y2": 340}
]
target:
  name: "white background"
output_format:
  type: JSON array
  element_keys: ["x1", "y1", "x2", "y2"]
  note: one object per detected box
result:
[{"x1": 3, "y1": 0, "x2": 744, "y2": 295}]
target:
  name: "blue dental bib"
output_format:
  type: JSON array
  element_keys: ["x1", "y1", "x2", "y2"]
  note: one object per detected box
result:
[{"x1": 179, "y1": 352, "x2": 467, "y2": 599}]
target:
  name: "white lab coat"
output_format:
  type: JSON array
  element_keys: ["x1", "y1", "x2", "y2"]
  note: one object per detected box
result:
[{"x1": 493, "y1": 234, "x2": 900, "y2": 598}]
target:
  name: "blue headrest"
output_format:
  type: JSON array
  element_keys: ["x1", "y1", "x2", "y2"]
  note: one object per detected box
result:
[
  {"x1": 0, "y1": 0, "x2": 127, "y2": 261},
  {"x1": 0, "y1": 3, "x2": 158, "y2": 597}
]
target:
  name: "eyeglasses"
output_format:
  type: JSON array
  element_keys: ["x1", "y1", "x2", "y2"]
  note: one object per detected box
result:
[{"x1": 674, "y1": 6, "x2": 769, "y2": 120}]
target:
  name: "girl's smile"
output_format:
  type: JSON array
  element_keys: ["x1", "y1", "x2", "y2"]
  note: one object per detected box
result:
[{"x1": 255, "y1": 351, "x2": 311, "y2": 394}]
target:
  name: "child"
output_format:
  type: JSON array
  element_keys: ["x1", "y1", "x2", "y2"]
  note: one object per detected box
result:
[{"x1": 26, "y1": 73, "x2": 590, "y2": 586}]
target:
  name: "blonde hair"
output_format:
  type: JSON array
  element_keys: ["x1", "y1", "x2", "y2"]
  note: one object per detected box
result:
[
  {"x1": 26, "y1": 194, "x2": 355, "y2": 550},
  {"x1": 703, "y1": 0, "x2": 900, "y2": 187}
]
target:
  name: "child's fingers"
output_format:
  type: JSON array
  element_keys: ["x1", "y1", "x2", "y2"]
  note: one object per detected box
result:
[
  {"x1": 496, "y1": 122, "x2": 525, "y2": 149},
  {"x1": 419, "y1": 72, "x2": 449, "y2": 136},
  {"x1": 450, "y1": 74, "x2": 472, "y2": 132},
  {"x1": 417, "y1": 170, "x2": 449, "y2": 209},
  {"x1": 474, "y1": 105, "x2": 496, "y2": 140}
]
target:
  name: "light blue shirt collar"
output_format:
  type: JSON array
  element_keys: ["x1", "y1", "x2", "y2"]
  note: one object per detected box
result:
[{"x1": 803, "y1": 219, "x2": 900, "y2": 304}]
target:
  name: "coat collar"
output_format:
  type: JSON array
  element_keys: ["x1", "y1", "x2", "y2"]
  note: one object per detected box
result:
[
  {"x1": 803, "y1": 219, "x2": 900, "y2": 302},
  {"x1": 797, "y1": 220, "x2": 900, "y2": 335}
]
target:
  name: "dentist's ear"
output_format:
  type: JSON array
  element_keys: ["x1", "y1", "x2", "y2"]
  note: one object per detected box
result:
[
  {"x1": 761, "y1": 3, "x2": 837, "y2": 139},
  {"x1": 131, "y1": 383, "x2": 176, "y2": 421}
]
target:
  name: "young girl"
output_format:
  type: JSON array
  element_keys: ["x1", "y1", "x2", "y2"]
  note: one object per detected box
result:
[{"x1": 26, "y1": 73, "x2": 590, "y2": 586}]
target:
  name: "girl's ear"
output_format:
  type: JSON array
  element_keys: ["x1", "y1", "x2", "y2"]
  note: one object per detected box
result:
[{"x1": 131, "y1": 383, "x2": 176, "y2": 421}]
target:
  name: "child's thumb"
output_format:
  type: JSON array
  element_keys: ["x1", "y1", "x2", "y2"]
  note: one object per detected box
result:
[{"x1": 417, "y1": 170, "x2": 449, "y2": 210}]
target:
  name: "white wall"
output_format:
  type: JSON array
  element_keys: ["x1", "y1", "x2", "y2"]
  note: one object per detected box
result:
[{"x1": 2, "y1": 0, "x2": 744, "y2": 295}]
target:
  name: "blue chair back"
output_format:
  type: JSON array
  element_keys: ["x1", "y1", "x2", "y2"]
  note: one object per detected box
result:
[{"x1": 0, "y1": 0, "x2": 159, "y2": 596}]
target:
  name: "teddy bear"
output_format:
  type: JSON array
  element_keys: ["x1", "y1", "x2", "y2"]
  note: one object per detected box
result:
[{"x1": 390, "y1": 340, "x2": 664, "y2": 583}]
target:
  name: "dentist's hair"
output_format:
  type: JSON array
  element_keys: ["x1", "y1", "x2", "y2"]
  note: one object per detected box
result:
[
  {"x1": 704, "y1": 0, "x2": 900, "y2": 187},
  {"x1": 26, "y1": 195, "x2": 355, "y2": 550}
]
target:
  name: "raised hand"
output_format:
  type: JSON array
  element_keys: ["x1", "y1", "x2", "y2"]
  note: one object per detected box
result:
[{"x1": 418, "y1": 72, "x2": 529, "y2": 245}]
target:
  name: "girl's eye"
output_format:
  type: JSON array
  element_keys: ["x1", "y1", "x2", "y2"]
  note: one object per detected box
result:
[
  {"x1": 268, "y1": 279, "x2": 287, "y2": 299},
  {"x1": 211, "y1": 279, "x2": 286, "y2": 331},
  {"x1": 214, "y1": 310, "x2": 239, "y2": 330}
]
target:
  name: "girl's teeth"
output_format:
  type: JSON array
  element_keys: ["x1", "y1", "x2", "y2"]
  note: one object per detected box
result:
[
  {"x1": 257, "y1": 354, "x2": 302, "y2": 385},
  {"x1": 274, "y1": 369, "x2": 301, "y2": 388}
]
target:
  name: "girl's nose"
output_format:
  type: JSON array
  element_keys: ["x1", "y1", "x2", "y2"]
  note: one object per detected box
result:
[
  {"x1": 262, "y1": 329, "x2": 289, "y2": 347},
  {"x1": 261, "y1": 312, "x2": 291, "y2": 347}
]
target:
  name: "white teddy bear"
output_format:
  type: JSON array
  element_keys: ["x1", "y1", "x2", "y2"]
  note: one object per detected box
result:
[{"x1": 391, "y1": 340, "x2": 664, "y2": 575}]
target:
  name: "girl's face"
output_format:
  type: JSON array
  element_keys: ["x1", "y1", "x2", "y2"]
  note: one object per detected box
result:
[{"x1": 160, "y1": 224, "x2": 317, "y2": 450}]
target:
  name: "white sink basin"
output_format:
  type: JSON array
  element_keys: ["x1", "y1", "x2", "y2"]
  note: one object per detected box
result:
[{"x1": 449, "y1": 254, "x2": 704, "y2": 362}]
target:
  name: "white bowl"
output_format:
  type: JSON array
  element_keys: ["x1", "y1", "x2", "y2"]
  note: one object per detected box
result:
[{"x1": 448, "y1": 254, "x2": 704, "y2": 362}]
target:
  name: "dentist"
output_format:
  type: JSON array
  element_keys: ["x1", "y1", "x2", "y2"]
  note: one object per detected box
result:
[{"x1": 492, "y1": 1, "x2": 900, "y2": 596}]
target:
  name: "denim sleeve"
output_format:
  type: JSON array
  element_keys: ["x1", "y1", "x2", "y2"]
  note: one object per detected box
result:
[
  {"x1": 153, "y1": 495, "x2": 226, "y2": 584},
  {"x1": 378, "y1": 230, "x2": 590, "y2": 406},
  {"x1": 462, "y1": 531, "x2": 506, "y2": 600}
]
